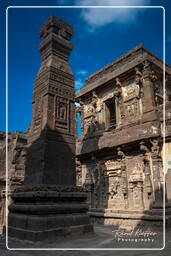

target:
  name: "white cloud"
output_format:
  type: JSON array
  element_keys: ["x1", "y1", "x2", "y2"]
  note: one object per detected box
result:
[
  {"x1": 75, "y1": 70, "x2": 88, "y2": 89},
  {"x1": 75, "y1": 77, "x2": 85, "y2": 90},
  {"x1": 76, "y1": 70, "x2": 88, "y2": 75},
  {"x1": 75, "y1": 0, "x2": 151, "y2": 29}
]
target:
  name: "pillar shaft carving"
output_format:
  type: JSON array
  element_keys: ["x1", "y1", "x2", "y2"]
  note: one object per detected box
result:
[
  {"x1": 150, "y1": 138, "x2": 163, "y2": 208},
  {"x1": 142, "y1": 60, "x2": 156, "y2": 113}
]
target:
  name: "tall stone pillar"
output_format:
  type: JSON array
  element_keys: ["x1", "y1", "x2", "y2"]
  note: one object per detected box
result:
[{"x1": 8, "y1": 16, "x2": 93, "y2": 243}]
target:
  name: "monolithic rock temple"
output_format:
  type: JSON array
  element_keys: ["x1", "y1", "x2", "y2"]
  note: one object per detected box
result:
[{"x1": 0, "y1": 16, "x2": 171, "y2": 242}]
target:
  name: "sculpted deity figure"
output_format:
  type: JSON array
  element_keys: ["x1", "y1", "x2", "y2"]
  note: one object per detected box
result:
[
  {"x1": 59, "y1": 102, "x2": 67, "y2": 120},
  {"x1": 151, "y1": 138, "x2": 160, "y2": 157},
  {"x1": 151, "y1": 70, "x2": 158, "y2": 82},
  {"x1": 109, "y1": 177, "x2": 120, "y2": 199},
  {"x1": 87, "y1": 91, "x2": 98, "y2": 115},
  {"x1": 84, "y1": 91, "x2": 100, "y2": 134},
  {"x1": 115, "y1": 77, "x2": 122, "y2": 97},
  {"x1": 135, "y1": 67, "x2": 143, "y2": 85},
  {"x1": 91, "y1": 157, "x2": 100, "y2": 189},
  {"x1": 154, "y1": 80, "x2": 163, "y2": 105},
  {"x1": 117, "y1": 147, "x2": 125, "y2": 159},
  {"x1": 115, "y1": 78, "x2": 125, "y2": 121},
  {"x1": 116, "y1": 77, "x2": 122, "y2": 88}
]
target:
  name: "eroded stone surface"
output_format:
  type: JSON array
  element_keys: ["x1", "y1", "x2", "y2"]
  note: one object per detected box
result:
[{"x1": 75, "y1": 46, "x2": 171, "y2": 227}]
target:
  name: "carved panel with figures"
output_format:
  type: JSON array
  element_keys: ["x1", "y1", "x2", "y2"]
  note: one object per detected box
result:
[
  {"x1": 124, "y1": 99, "x2": 140, "y2": 120},
  {"x1": 121, "y1": 83, "x2": 140, "y2": 102}
]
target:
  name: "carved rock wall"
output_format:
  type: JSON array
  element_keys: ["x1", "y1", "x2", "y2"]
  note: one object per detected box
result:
[
  {"x1": 77, "y1": 146, "x2": 161, "y2": 213},
  {"x1": 0, "y1": 131, "x2": 27, "y2": 233},
  {"x1": 75, "y1": 52, "x2": 171, "y2": 225}
]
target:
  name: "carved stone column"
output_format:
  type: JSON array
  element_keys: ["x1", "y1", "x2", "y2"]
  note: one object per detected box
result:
[
  {"x1": 115, "y1": 78, "x2": 123, "y2": 126},
  {"x1": 129, "y1": 165, "x2": 144, "y2": 211},
  {"x1": 143, "y1": 156, "x2": 153, "y2": 209},
  {"x1": 135, "y1": 67, "x2": 143, "y2": 118},
  {"x1": 150, "y1": 138, "x2": 163, "y2": 208},
  {"x1": 142, "y1": 60, "x2": 157, "y2": 121},
  {"x1": 117, "y1": 147, "x2": 128, "y2": 209}
]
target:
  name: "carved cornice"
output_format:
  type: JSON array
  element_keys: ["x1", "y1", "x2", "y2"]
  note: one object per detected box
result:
[
  {"x1": 76, "y1": 45, "x2": 171, "y2": 99},
  {"x1": 85, "y1": 45, "x2": 170, "y2": 85}
]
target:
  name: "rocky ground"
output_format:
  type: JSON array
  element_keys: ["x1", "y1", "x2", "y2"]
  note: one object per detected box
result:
[{"x1": 0, "y1": 224, "x2": 171, "y2": 256}]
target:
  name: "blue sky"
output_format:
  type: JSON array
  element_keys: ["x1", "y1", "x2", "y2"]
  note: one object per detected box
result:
[{"x1": 0, "y1": 0, "x2": 171, "y2": 134}]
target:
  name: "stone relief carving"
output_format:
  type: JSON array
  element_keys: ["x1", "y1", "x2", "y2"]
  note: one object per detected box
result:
[
  {"x1": 77, "y1": 139, "x2": 162, "y2": 212},
  {"x1": 135, "y1": 67, "x2": 143, "y2": 85},
  {"x1": 91, "y1": 158, "x2": 106, "y2": 208},
  {"x1": 114, "y1": 76, "x2": 142, "y2": 123},
  {"x1": 143, "y1": 156, "x2": 153, "y2": 200},
  {"x1": 121, "y1": 83, "x2": 140, "y2": 103},
  {"x1": 33, "y1": 98, "x2": 42, "y2": 129},
  {"x1": 142, "y1": 60, "x2": 151, "y2": 77},
  {"x1": 81, "y1": 91, "x2": 103, "y2": 135},
  {"x1": 56, "y1": 97, "x2": 68, "y2": 129},
  {"x1": 131, "y1": 183, "x2": 144, "y2": 209},
  {"x1": 109, "y1": 175, "x2": 120, "y2": 199},
  {"x1": 104, "y1": 148, "x2": 129, "y2": 209},
  {"x1": 124, "y1": 99, "x2": 140, "y2": 120},
  {"x1": 117, "y1": 148, "x2": 128, "y2": 200},
  {"x1": 150, "y1": 138, "x2": 160, "y2": 157},
  {"x1": 129, "y1": 163, "x2": 144, "y2": 210},
  {"x1": 114, "y1": 78, "x2": 125, "y2": 122},
  {"x1": 139, "y1": 140, "x2": 153, "y2": 203},
  {"x1": 154, "y1": 80, "x2": 163, "y2": 106},
  {"x1": 76, "y1": 160, "x2": 82, "y2": 186},
  {"x1": 105, "y1": 159, "x2": 121, "y2": 170},
  {"x1": 142, "y1": 60, "x2": 159, "y2": 83},
  {"x1": 129, "y1": 163, "x2": 143, "y2": 183},
  {"x1": 59, "y1": 102, "x2": 67, "y2": 121}
]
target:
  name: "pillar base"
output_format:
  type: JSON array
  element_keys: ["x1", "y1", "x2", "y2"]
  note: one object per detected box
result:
[{"x1": 8, "y1": 185, "x2": 93, "y2": 243}]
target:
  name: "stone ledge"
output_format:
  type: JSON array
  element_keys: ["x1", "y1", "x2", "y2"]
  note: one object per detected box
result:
[{"x1": 76, "y1": 121, "x2": 160, "y2": 156}]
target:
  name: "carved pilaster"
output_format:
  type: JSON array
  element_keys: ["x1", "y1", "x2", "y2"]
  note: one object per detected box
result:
[
  {"x1": 81, "y1": 92, "x2": 100, "y2": 135},
  {"x1": 150, "y1": 138, "x2": 163, "y2": 208},
  {"x1": 117, "y1": 148, "x2": 128, "y2": 207},
  {"x1": 115, "y1": 78, "x2": 124, "y2": 125},
  {"x1": 129, "y1": 163, "x2": 144, "y2": 210},
  {"x1": 142, "y1": 60, "x2": 156, "y2": 115},
  {"x1": 143, "y1": 156, "x2": 153, "y2": 202}
]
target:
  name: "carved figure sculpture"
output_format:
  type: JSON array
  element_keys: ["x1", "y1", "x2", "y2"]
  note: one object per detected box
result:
[{"x1": 151, "y1": 138, "x2": 160, "y2": 156}]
